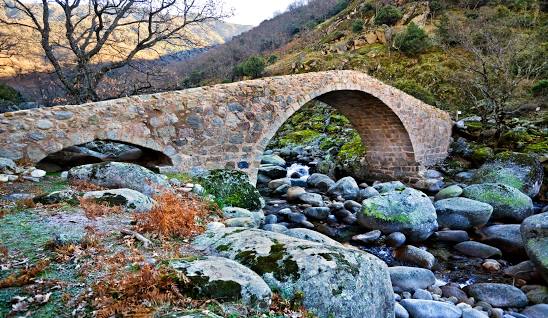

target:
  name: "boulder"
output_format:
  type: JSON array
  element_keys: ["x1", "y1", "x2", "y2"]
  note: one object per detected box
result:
[
  {"x1": 303, "y1": 207, "x2": 331, "y2": 220},
  {"x1": 261, "y1": 155, "x2": 286, "y2": 167},
  {"x1": 521, "y1": 212, "x2": 548, "y2": 283},
  {"x1": 357, "y1": 187, "x2": 380, "y2": 201},
  {"x1": 168, "y1": 256, "x2": 272, "y2": 311},
  {"x1": 33, "y1": 190, "x2": 81, "y2": 205},
  {"x1": 193, "y1": 228, "x2": 394, "y2": 318},
  {"x1": 0, "y1": 157, "x2": 17, "y2": 173},
  {"x1": 472, "y1": 152, "x2": 544, "y2": 197},
  {"x1": 297, "y1": 192, "x2": 324, "y2": 207},
  {"x1": 400, "y1": 299, "x2": 462, "y2": 318},
  {"x1": 327, "y1": 177, "x2": 360, "y2": 200},
  {"x1": 258, "y1": 166, "x2": 287, "y2": 179},
  {"x1": 307, "y1": 173, "x2": 335, "y2": 192},
  {"x1": 434, "y1": 198, "x2": 493, "y2": 230},
  {"x1": 82, "y1": 189, "x2": 155, "y2": 213},
  {"x1": 268, "y1": 178, "x2": 290, "y2": 190},
  {"x1": 373, "y1": 181, "x2": 406, "y2": 194},
  {"x1": 68, "y1": 162, "x2": 171, "y2": 197},
  {"x1": 522, "y1": 304, "x2": 548, "y2": 318},
  {"x1": 479, "y1": 224, "x2": 525, "y2": 257},
  {"x1": 197, "y1": 169, "x2": 265, "y2": 211},
  {"x1": 394, "y1": 245, "x2": 436, "y2": 269},
  {"x1": 432, "y1": 230, "x2": 469, "y2": 243},
  {"x1": 462, "y1": 183, "x2": 533, "y2": 222},
  {"x1": 358, "y1": 188, "x2": 438, "y2": 241},
  {"x1": 454, "y1": 241, "x2": 502, "y2": 258},
  {"x1": 352, "y1": 230, "x2": 382, "y2": 244},
  {"x1": 388, "y1": 266, "x2": 436, "y2": 292},
  {"x1": 286, "y1": 186, "x2": 306, "y2": 201},
  {"x1": 464, "y1": 283, "x2": 528, "y2": 308},
  {"x1": 222, "y1": 207, "x2": 253, "y2": 219},
  {"x1": 434, "y1": 185, "x2": 463, "y2": 201}
]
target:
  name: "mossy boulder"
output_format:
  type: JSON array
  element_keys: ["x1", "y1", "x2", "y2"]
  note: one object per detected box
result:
[
  {"x1": 358, "y1": 188, "x2": 438, "y2": 241},
  {"x1": 462, "y1": 183, "x2": 533, "y2": 222},
  {"x1": 67, "y1": 162, "x2": 171, "y2": 197},
  {"x1": 197, "y1": 169, "x2": 265, "y2": 211},
  {"x1": 193, "y1": 228, "x2": 394, "y2": 318},
  {"x1": 521, "y1": 212, "x2": 548, "y2": 283},
  {"x1": 168, "y1": 256, "x2": 272, "y2": 311},
  {"x1": 472, "y1": 152, "x2": 544, "y2": 197},
  {"x1": 33, "y1": 190, "x2": 81, "y2": 206}
]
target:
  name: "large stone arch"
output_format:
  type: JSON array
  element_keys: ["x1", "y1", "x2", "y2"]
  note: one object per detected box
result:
[
  {"x1": 256, "y1": 90, "x2": 419, "y2": 182},
  {"x1": 0, "y1": 70, "x2": 452, "y2": 183}
]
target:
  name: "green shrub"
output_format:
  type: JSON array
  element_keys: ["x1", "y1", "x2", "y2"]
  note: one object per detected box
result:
[
  {"x1": 268, "y1": 55, "x2": 278, "y2": 64},
  {"x1": 394, "y1": 23, "x2": 430, "y2": 55},
  {"x1": 234, "y1": 56, "x2": 266, "y2": 79},
  {"x1": 352, "y1": 20, "x2": 364, "y2": 33},
  {"x1": 0, "y1": 83, "x2": 23, "y2": 103},
  {"x1": 532, "y1": 80, "x2": 548, "y2": 96},
  {"x1": 375, "y1": 5, "x2": 403, "y2": 26},
  {"x1": 394, "y1": 79, "x2": 437, "y2": 105}
]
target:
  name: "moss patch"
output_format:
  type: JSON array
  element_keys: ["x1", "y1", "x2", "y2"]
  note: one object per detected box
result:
[
  {"x1": 235, "y1": 243, "x2": 300, "y2": 282},
  {"x1": 198, "y1": 170, "x2": 264, "y2": 211}
]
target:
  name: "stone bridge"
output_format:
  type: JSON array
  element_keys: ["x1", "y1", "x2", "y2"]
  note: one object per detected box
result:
[{"x1": 0, "y1": 70, "x2": 452, "y2": 183}]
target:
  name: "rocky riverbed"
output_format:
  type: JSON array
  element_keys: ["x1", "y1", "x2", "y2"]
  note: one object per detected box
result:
[{"x1": 0, "y1": 144, "x2": 547, "y2": 317}]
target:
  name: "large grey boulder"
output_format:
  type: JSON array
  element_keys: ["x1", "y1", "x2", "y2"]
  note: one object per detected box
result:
[
  {"x1": 358, "y1": 188, "x2": 438, "y2": 241},
  {"x1": 68, "y1": 162, "x2": 171, "y2": 197},
  {"x1": 462, "y1": 183, "x2": 533, "y2": 222},
  {"x1": 284, "y1": 228, "x2": 343, "y2": 247},
  {"x1": 193, "y1": 228, "x2": 394, "y2": 318},
  {"x1": 327, "y1": 176, "x2": 360, "y2": 200},
  {"x1": 83, "y1": 188, "x2": 155, "y2": 213},
  {"x1": 472, "y1": 152, "x2": 544, "y2": 197},
  {"x1": 400, "y1": 299, "x2": 462, "y2": 318},
  {"x1": 479, "y1": 224, "x2": 524, "y2": 257},
  {"x1": 434, "y1": 198, "x2": 493, "y2": 230},
  {"x1": 388, "y1": 266, "x2": 436, "y2": 292},
  {"x1": 521, "y1": 212, "x2": 548, "y2": 283},
  {"x1": 464, "y1": 283, "x2": 528, "y2": 308},
  {"x1": 168, "y1": 256, "x2": 272, "y2": 311}
]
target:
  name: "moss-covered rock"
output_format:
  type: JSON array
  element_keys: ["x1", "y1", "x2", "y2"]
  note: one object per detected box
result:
[
  {"x1": 168, "y1": 256, "x2": 272, "y2": 311},
  {"x1": 82, "y1": 188, "x2": 155, "y2": 212},
  {"x1": 462, "y1": 183, "x2": 533, "y2": 222},
  {"x1": 521, "y1": 212, "x2": 548, "y2": 283},
  {"x1": 471, "y1": 146, "x2": 494, "y2": 165},
  {"x1": 193, "y1": 228, "x2": 394, "y2": 318},
  {"x1": 472, "y1": 152, "x2": 544, "y2": 197},
  {"x1": 358, "y1": 187, "x2": 438, "y2": 241},
  {"x1": 197, "y1": 169, "x2": 265, "y2": 211}
]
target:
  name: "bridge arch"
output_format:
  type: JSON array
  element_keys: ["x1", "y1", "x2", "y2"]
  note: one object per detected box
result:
[
  {"x1": 0, "y1": 70, "x2": 452, "y2": 184},
  {"x1": 257, "y1": 89, "x2": 420, "y2": 182}
]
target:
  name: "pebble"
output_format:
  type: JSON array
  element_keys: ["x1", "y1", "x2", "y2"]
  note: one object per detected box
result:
[
  {"x1": 482, "y1": 259, "x2": 501, "y2": 272},
  {"x1": 454, "y1": 241, "x2": 502, "y2": 258},
  {"x1": 413, "y1": 289, "x2": 433, "y2": 300},
  {"x1": 387, "y1": 232, "x2": 407, "y2": 248},
  {"x1": 352, "y1": 230, "x2": 382, "y2": 244},
  {"x1": 30, "y1": 169, "x2": 46, "y2": 178},
  {"x1": 395, "y1": 245, "x2": 436, "y2": 269},
  {"x1": 432, "y1": 230, "x2": 469, "y2": 243}
]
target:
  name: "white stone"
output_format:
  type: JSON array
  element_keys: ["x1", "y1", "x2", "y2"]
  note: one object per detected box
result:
[
  {"x1": 0, "y1": 174, "x2": 9, "y2": 182},
  {"x1": 30, "y1": 169, "x2": 47, "y2": 178}
]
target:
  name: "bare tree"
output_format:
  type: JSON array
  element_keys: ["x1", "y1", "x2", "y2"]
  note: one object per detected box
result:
[
  {"x1": 0, "y1": 31, "x2": 17, "y2": 65},
  {"x1": 0, "y1": 0, "x2": 228, "y2": 103},
  {"x1": 444, "y1": 14, "x2": 545, "y2": 138}
]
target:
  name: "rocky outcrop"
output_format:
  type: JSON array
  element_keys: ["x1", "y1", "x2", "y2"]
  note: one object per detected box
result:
[
  {"x1": 168, "y1": 256, "x2": 272, "y2": 311},
  {"x1": 193, "y1": 228, "x2": 394, "y2": 318}
]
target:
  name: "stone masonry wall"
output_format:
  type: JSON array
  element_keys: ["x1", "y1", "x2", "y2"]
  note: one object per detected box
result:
[{"x1": 0, "y1": 70, "x2": 452, "y2": 183}]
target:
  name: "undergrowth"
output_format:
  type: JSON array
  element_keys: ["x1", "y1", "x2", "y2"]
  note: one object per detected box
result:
[
  {"x1": 78, "y1": 197, "x2": 124, "y2": 219},
  {"x1": 135, "y1": 192, "x2": 213, "y2": 238}
]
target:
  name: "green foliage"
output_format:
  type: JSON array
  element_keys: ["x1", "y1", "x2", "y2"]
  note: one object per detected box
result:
[
  {"x1": 337, "y1": 133, "x2": 366, "y2": 162},
  {"x1": 279, "y1": 130, "x2": 321, "y2": 147},
  {"x1": 234, "y1": 56, "x2": 266, "y2": 79},
  {"x1": 330, "y1": 0, "x2": 351, "y2": 16},
  {"x1": 197, "y1": 170, "x2": 264, "y2": 211},
  {"x1": 532, "y1": 79, "x2": 548, "y2": 96},
  {"x1": 181, "y1": 70, "x2": 205, "y2": 89},
  {"x1": 394, "y1": 23, "x2": 430, "y2": 55},
  {"x1": 0, "y1": 83, "x2": 23, "y2": 103},
  {"x1": 374, "y1": 5, "x2": 403, "y2": 26},
  {"x1": 268, "y1": 54, "x2": 279, "y2": 64},
  {"x1": 394, "y1": 79, "x2": 436, "y2": 105},
  {"x1": 351, "y1": 19, "x2": 364, "y2": 33}
]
